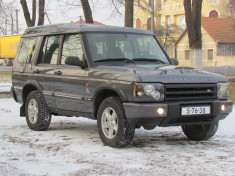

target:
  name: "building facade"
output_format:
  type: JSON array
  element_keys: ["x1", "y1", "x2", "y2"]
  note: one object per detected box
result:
[
  {"x1": 176, "y1": 17, "x2": 235, "y2": 67},
  {"x1": 134, "y1": 0, "x2": 235, "y2": 66}
]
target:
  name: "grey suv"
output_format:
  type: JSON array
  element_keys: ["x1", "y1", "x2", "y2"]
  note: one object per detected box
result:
[{"x1": 11, "y1": 23, "x2": 233, "y2": 147}]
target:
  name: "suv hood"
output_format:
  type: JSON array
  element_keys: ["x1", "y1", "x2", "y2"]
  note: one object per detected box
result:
[
  {"x1": 135, "y1": 65, "x2": 227, "y2": 83},
  {"x1": 93, "y1": 64, "x2": 227, "y2": 83}
]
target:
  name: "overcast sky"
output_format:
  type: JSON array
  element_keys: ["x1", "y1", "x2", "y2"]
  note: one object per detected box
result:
[{"x1": 13, "y1": 0, "x2": 125, "y2": 33}]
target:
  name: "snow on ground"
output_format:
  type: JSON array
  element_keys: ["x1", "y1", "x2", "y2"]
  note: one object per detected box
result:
[
  {"x1": 0, "y1": 83, "x2": 11, "y2": 92},
  {"x1": 0, "y1": 98, "x2": 234, "y2": 176},
  {"x1": 0, "y1": 79, "x2": 11, "y2": 92}
]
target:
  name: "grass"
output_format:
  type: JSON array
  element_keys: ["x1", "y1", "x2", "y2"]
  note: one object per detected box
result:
[
  {"x1": 0, "y1": 71, "x2": 12, "y2": 79},
  {"x1": 229, "y1": 82, "x2": 235, "y2": 102},
  {"x1": 0, "y1": 70, "x2": 234, "y2": 102}
]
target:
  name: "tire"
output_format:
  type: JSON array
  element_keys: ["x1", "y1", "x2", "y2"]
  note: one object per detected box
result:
[
  {"x1": 25, "y1": 91, "x2": 51, "y2": 131},
  {"x1": 97, "y1": 97, "x2": 135, "y2": 148},
  {"x1": 182, "y1": 121, "x2": 219, "y2": 141}
]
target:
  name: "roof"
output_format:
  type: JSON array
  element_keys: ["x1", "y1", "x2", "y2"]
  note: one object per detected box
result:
[
  {"x1": 176, "y1": 17, "x2": 235, "y2": 44},
  {"x1": 23, "y1": 23, "x2": 153, "y2": 37},
  {"x1": 73, "y1": 20, "x2": 104, "y2": 25},
  {"x1": 201, "y1": 17, "x2": 235, "y2": 43}
]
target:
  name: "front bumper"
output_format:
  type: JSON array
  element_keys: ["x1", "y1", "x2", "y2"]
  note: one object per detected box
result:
[{"x1": 123, "y1": 100, "x2": 233, "y2": 127}]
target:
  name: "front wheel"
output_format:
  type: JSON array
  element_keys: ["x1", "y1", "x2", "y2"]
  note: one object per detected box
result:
[
  {"x1": 182, "y1": 121, "x2": 219, "y2": 141},
  {"x1": 97, "y1": 97, "x2": 135, "y2": 148}
]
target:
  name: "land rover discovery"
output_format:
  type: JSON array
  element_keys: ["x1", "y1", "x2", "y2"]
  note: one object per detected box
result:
[{"x1": 11, "y1": 23, "x2": 233, "y2": 147}]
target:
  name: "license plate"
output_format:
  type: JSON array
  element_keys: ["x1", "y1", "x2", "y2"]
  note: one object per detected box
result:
[{"x1": 181, "y1": 106, "x2": 211, "y2": 116}]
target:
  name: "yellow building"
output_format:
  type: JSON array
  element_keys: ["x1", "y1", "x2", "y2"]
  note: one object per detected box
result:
[
  {"x1": 176, "y1": 17, "x2": 235, "y2": 67},
  {"x1": 134, "y1": 0, "x2": 235, "y2": 61}
]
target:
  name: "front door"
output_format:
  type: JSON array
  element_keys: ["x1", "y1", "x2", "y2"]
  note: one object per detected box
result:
[{"x1": 54, "y1": 34, "x2": 86, "y2": 112}]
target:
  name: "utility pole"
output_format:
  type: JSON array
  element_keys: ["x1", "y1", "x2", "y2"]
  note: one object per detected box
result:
[
  {"x1": 79, "y1": 16, "x2": 83, "y2": 23},
  {"x1": 5, "y1": 18, "x2": 7, "y2": 35},
  {"x1": 11, "y1": 15, "x2": 14, "y2": 35},
  {"x1": 15, "y1": 9, "x2": 19, "y2": 34},
  {"x1": 11, "y1": 13, "x2": 14, "y2": 35},
  {"x1": 151, "y1": 0, "x2": 155, "y2": 33}
]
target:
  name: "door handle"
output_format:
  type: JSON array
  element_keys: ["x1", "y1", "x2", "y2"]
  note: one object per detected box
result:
[
  {"x1": 54, "y1": 71, "x2": 62, "y2": 76},
  {"x1": 33, "y1": 69, "x2": 40, "y2": 74}
]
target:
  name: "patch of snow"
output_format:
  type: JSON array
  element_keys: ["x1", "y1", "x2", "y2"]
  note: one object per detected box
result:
[
  {"x1": 0, "y1": 98, "x2": 234, "y2": 175},
  {"x1": 0, "y1": 81, "x2": 11, "y2": 92}
]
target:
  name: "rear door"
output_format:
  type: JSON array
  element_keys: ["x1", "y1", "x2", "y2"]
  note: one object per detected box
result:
[
  {"x1": 54, "y1": 34, "x2": 86, "y2": 112},
  {"x1": 32, "y1": 35, "x2": 61, "y2": 108}
]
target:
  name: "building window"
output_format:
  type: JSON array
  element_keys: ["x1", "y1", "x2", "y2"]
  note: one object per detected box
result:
[
  {"x1": 136, "y1": 18, "x2": 141, "y2": 29},
  {"x1": 147, "y1": 17, "x2": 151, "y2": 31},
  {"x1": 208, "y1": 49, "x2": 213, "y2": 60},
  {"x1": 209, "y1": 10, "x2": 219, "y2": 18},
  {"x1": 148, "y1": 0, "x2": 152, "y2": 7},
  {"x1": 230, "y1": 0, "x2": 235, "y2": 6},
  {"x1": 208, "y1": 0, "x2": 219, "y2": 4},
  {"x1": 168, "y1": 15, "x2": 173, "y2": 25},
  {"x1": 217, "y1": 43, "x2": 235, "y2": 55},
  {"x1": 138, "y1": 0, "x2": 141, "y2": 7},
  {"x1": 185, "y1": 50, "x2": 190, "y2": 60}
]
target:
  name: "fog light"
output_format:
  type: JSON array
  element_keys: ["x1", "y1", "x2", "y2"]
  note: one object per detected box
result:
[
  {"x1": 221, "y1": 104, "x2": 226, "y2": 112},
  {"x1": 137, "y1": 91, "x2": 144, "y2": 96},
  {"x1": 156, "y1": 107, "x2": 165, "y2": 116}
]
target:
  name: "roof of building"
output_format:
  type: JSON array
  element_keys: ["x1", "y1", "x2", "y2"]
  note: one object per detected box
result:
[
  {"x1": 23, "y1": 23, "x2": 153, "y2": 37},
  {"x1": 176, "y1": 17, "x2": 235, "y2": 44},
  {"x1": 201, "y1": 17, "x2": 235, "y2": 43}
]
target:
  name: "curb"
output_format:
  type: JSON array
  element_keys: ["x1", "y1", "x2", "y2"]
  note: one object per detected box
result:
[{"x1": 0, "y1": 91, "x2": 10, "y2": 94}]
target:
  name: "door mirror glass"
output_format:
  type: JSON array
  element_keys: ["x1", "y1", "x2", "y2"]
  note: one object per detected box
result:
[
  {"x1": 171, "y1": 58, "x2": 179, "y2": 65},
  {"x1": 65, "y1": 56, "x2": 85, "y2": 68}
]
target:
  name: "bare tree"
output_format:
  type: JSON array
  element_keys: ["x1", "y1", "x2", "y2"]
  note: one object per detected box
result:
[
  {"x1": 80, "y1": 0, "x2": 93, "y2": 23},
  {"x1": 184, "y1": 0, "x2": 203, "y2": 69},
  {"x1": 155, "y1": 24, "x2": 178, "y2": 48},
  {"x1": 38, "y1": 0, "x2": 45, "y2": 26},
  {"x1": 0, "y1": 0, "x2": 16, "y2": 35},
  {"x1": 125, "y1": 0, "x2": 134, "y2": 27},
  {"x1": 20, "y1": 0, "x2": 36, "y2": 27},
  {"x1": 20, "y1": 0, "x2": 45, "y2": 27}
]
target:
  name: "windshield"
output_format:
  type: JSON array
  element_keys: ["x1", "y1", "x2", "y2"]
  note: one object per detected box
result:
[{"x1": 86, "y1": 33, "x2": 170, "y2": 64}]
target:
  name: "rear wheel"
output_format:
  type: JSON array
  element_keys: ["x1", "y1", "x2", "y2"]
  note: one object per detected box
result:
[
  {"x1": 25, "y1": 91, "x2": 51, "y2": 131},
  {"x1": 182, "y1": 121, "x2": 219, "y2": 141},
  {"x1": 97, "y1": 97, "x2": 135, "y2": 148}
]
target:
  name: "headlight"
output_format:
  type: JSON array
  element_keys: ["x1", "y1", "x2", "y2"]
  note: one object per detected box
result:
[
  {"x1": 217, "y1": 83, "x2": 229, "y2": 100},
  {"x1": 134, "y1": 83, "x2": 164, "y2": 101}
]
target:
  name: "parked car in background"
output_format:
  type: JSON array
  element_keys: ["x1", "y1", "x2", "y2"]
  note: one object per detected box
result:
[{"x1": 2, "y1": 58, "x2": 13, "y2": 66}]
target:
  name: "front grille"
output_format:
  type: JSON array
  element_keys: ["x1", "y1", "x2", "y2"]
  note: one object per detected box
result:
[{"x1": 165, "y1": 84, "x2": 217, "y2": 101}]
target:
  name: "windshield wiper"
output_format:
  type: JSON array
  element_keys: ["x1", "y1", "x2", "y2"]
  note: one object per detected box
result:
[
  {"x1": 133, "y1": 58, "x2": 166, "y2": 64},
  {"x1": 94, "y1": 58, "x2": 135, "y2": 63}
]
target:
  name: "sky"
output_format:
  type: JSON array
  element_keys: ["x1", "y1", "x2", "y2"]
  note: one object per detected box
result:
[{"x1": 13, "y1": 0, "x2": 125, "y2": 34}]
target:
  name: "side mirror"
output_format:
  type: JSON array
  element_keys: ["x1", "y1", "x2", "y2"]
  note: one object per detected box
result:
[
  {"x1": 65, "y1": 56, "x2": 86, "y2": 68},
  {"x1": 171, "y1": 58, "x2": 179, "y2": 66}
]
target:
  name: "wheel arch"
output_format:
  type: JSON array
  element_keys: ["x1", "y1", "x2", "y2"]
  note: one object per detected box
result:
[
  {"x1": 93, "y1": 86, "x2": 127, "y2": 119},
  {"x1": 22, "y1": 80, "x2": 43, "y2": 104}
]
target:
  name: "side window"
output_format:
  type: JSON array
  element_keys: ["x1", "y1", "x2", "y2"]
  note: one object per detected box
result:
[
  {"x1": 38, "y1": 35, "x2": 60, "y2": 64},
  {"x1": 61, "y1": 34, "x2": 84, "y2": 65},
  {"x1": 17, "y1": 37, "x2": 37, "y2": 64}
]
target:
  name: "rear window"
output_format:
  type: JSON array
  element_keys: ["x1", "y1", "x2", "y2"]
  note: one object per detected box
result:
[{"x1": 16, "y1": 37, "x2": 38, "y2": 64}]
